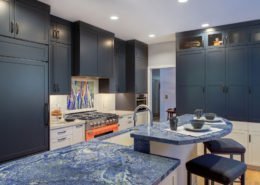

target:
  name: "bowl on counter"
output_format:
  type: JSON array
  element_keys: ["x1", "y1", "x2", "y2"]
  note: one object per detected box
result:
[
  {"x1": 204, "y1": 113, "x2": 216, "y2": 120},
  {"x1": 190, "y1": 119, "x2": 205, "y2": 129}
]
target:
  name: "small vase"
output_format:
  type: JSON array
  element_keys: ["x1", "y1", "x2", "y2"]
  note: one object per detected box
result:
[{"x1": 169, "y1": 117, "x2": 178, "y2": 131}]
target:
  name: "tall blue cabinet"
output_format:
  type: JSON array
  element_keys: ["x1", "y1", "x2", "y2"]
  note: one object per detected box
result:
[{"x1": 176, "y1": 20, "x2": 260, "y2": 122}]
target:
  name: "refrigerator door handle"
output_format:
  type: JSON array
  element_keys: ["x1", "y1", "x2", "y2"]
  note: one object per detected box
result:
[{"x1": 44, "y1": 103, "x2": 49, "y2": 126}]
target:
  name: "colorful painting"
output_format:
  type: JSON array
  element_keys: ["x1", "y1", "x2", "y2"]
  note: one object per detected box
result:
[{"x1": 67, "y1": 80, "x2": 94, "y2": 110}]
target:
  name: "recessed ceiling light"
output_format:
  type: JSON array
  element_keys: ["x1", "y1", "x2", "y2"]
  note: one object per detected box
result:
[
  {"x1": 149, "y1": 34, "x2": 156, "y2": 38},
  {"x1": 178, "y1": 0, "x2": 188, "y2": 3},
  {"x1": 110, "y1": 16, "x2": 119, "y2": 20},
  {"x1": 201, "y1": 23, "x2": 210, "y2": 28}
]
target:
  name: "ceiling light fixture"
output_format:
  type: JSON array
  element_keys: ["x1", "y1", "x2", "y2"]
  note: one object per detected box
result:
[
  {"x1": 149, "y1": 34, "x2": 156, "y2": 38},
  {"x1": 110, "y1": 16, "x2": 119, "y2": 20},
  {"x1": 178, "y1": 0, "x2": 188, "y2": 3},
  {"x1": 201, "y1": 23, "x2": 210, "y2": 28}
]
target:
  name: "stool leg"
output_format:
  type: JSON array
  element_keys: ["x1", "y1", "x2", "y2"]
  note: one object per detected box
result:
[
  {"x1": 187, "y1": 171, "x2": 191, "y2": 185},
  {"x1": 204, "y1": 144, "x2": 207, "y2": 155},
  {"x1": 241, "y1": 173, "x2": 245, "y2": 185},
  {"x1": 241, "y1": 153, "x2": 245, "y2": 163}
]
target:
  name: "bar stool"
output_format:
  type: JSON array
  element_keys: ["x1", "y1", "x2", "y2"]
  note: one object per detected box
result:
[
  {"x1": 186, "y1": 154, "x2": 246, "y2": 185},
  {"x1": 166, "y1": 108, "x2": 176, "y2": 120},
  {"x1": 204, "y1": 138, "x2": 246, "y2": 184}
]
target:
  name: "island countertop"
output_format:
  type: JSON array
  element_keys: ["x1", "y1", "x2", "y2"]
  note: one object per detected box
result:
[
  {"x1": 130, "y1": 114, "x2": 233, "y2": 145},
  {"x1": 0, "y1": 140, "x2": 180, "y2": 185}
]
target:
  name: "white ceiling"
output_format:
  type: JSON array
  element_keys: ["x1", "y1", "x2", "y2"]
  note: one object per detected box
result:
[{"x1": 39, "y1": 0, "x2": 260, "y2": 44}]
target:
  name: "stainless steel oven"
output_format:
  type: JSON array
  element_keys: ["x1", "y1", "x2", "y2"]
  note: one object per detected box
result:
[{"x1": 136, "y1": 94, "x2": 147, "y2": 107}]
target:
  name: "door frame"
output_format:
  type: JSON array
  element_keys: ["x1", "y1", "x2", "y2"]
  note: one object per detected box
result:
[{"x1": 148, "y1": 65, "x2": 175, "y2": 116}]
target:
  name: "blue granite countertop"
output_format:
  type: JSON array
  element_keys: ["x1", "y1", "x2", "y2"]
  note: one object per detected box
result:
[
  {"x1": 130, "y1": 114, "x2": 233, "y2": 145},
  {"x1": 0, "y1": 140, "x2": 180, "y2": 185}
]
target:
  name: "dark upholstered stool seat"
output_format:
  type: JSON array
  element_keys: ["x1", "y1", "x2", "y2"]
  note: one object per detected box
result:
[
  {"x1": 186, "y1": 154, "x2": 247, "y2": 184},
  {"x1": 204, "y1": 138, "x2": 246, "y2": 154}
]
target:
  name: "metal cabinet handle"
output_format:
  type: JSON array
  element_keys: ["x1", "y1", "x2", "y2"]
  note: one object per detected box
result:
[
  {"x1": 76, "y1": 125, "x2": 83, "y2": 128},
  {"x1": 10, "y1": 21, "x2": 14, "y2": 33},
  {"x1": 44, "y1": 103, "x2": 49, "y2": 126},
  {"x1": 57, "y1": 137, "x2": 66, "y2": 142},
  {"x1": 53, "y1": 30, "x2": 56, "y2": 39},
  {"x1": 56, "y1": 30, "x2": 60, "y2": 39},
  {"x1": 15, "y1": 23, "x2": 19, "y2": 35},
  {"x1": 58, "y1": 131, "x2": 66, "y2": 134},
  {"x1": 128, "y1": 121, "x2": 132, "y2": 124},
  {"x1": 249, "y1": 134, "x2": 251, "y2": 143}
]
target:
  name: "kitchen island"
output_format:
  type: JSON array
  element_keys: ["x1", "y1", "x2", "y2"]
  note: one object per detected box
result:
[
  {"x1": 130, "y1": 114, "x2": 233, "y2": 185},
  {"x1": 0, "y1": 140, "x2": 180, "y2": 185}
]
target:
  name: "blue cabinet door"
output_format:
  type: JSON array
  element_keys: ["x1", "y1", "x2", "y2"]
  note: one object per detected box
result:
[
  {"x1": 249, "y1": 45, "x2": 260, "y2": 122},
  {"x1": 226, "y1": 46, "x2": 248, "y2": 121},
  {"x1": 176, "y1": 50, "x2": 205, "y2": 85},
  {"x1": 0, "y1": 57, "x2": 48, "y2": 162},
  {"x1": 205, "y1": 48, "x2": 226, "y2": 116},
  {"x1": 177, "y1": 85, "x2": 205, "y2": 115}
]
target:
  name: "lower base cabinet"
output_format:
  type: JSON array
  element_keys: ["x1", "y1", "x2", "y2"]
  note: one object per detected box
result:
[
  {"x1": 118, "y1": 112, "x2": 148, "y2": 131},
  {"x1": 50, "y1": 123, "x2": 85, "y2": 150}
]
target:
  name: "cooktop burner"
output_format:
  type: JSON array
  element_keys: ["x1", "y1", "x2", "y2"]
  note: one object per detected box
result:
[{"x1": 64, "y1": 111, "x2": 118, "y2": 124}]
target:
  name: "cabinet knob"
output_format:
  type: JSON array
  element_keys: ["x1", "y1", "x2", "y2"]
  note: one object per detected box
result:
[{"x1": 10, "y1": 21, "x2": 14, "y2": 33}]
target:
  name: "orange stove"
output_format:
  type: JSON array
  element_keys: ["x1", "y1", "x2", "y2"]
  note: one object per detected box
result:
[
  {"x1": 86, "y1": 123, "x2": 119, "y2": 141},
  {"x1": 64, "y1": 111, "x2": 119, "y2": 141}
]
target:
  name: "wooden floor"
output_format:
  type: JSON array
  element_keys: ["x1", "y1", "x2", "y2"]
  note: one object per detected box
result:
[{"x1": 245, "y1": 170, "x2": 260, "y2": 185}]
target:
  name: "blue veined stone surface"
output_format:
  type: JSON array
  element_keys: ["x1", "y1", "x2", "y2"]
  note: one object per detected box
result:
[
  {"x1": 0, "y1": 140, "x2": 180, "y2": 185},
  {"x1": 131, "y1": 114, "x2": 233, "y2": 145}
]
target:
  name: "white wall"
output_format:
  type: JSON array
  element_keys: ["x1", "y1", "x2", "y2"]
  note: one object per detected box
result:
[{"x1": 148, "y1": 41, "x2": 176, "y2": 114}]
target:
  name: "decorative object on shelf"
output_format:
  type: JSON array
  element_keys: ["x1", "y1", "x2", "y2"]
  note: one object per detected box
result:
[
  {"x1": 169, "y1": 116, "x2": 178, "y2": 131},
  {"x1": 67, "y1": 80, "x2": 94, "y2": 110}
]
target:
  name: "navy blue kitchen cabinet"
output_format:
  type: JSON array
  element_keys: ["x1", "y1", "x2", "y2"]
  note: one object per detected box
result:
[
  {"x1": 73, "y1": 21, "x2": 114, "y2": 78},
  {"x1": 0, "y1": 0, "x2": 14, "y2": 38},
  {"x1": 73, "y1": 22, "x2": 98, "y2": 76},
  {"x1": 0, "y1": 0, "x2": 50, "y2": 44},
  {"x1": 176, "y1": 50, "x2": 205, "y2": 86},
  {"x1": 226, "y1": 46, "x2": 249, "y2": 121},
  {"x1": 98, "y1": 30, "x2": 114, "y2": 78},
  {"x1": 177, "y1": 85, "x2": 205, "y2": 115},
  {"x1": 176, "y1": 20, "x2": 260, "y2": 122},
  {"x1": 126, "y1": 40, "x2": 148, "y2": 93},
  {"x1": 226, "y1": 28, "x2": 249, "y2": 46},
  {"x1": 50, "y1": 15, "x2": 71, "y2": 45},
  {"x1": 249, "y1": 44, "x2": 260, "y2": 122},
  {"x1": 0, "y1": 37, "x2": 49, "y2": 163},
  {"x1": 50, "y1": 42, "x2": 71, "y2": 94},
  {"x1": 49, "y1": 16, "x2": 72, "y2": 94},
  {"x1": 205, "y1": 48, "x2": 226, "y2": 117},
  {"x1": 99, "y1": 38, "x2": 126, "y2": 93}
]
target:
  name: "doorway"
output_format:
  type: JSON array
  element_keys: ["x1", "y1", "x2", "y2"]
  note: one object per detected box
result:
[{"x1": 151, "y1": 67, "x2": 176, "y2": 122}]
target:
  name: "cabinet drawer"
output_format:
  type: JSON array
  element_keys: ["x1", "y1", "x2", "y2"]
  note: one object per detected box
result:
[
  {"x1": 72, "y1": 124, "x2": 85, "y2": 144},
  {"x1": 50, "y1": 135, "x2": 72, "y2": 150},
  {"x1": 51, "y1": 127, "x2": 72, "y2": 139}
]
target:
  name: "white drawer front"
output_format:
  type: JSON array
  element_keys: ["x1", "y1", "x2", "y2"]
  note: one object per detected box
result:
[
  {"x1": 50, "y1": 135, "x2": 72, "y2": 150},
  {"x1": 51, "y1": 127, "x2": 72, "y2": 139},
  {"x1": 72, "y1": 124, "x2": 85, "y2": 145},
  {"x1": 119, "y1": 115, "x2": 134, "y2": 131}
]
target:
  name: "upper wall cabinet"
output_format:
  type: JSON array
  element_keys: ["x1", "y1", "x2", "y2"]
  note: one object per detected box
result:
[
  {"x1": 177, "y1": 33, "x2": 204, "y2": 51},
  {"x1": 250, "y1": 26, "x2": 260, "y2": 43},
  {"x1": 126, "y1": 40, "x2": 148, "y2": 94},
  {"x1": 226, "y1": 29, "x2": 249, "y2": 46},
  {"x1": 0, "y1": 0, "x2": 50, "y2": 44},
  {"x1": 206, "y1": 31, "x2": 226, "y2": 48},
  {"x1": 50, "y1": 15, "x2": 72, "y2": 45},
  {"x1": 73, "y1": 21, "x2": 114, "y2": 78},
  {"x1": 98, "y1": 30, "x2": 114, "y2": 78}
]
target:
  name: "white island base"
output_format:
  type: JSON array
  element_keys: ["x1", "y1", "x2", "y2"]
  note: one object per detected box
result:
[{"x1": 150, "y1": 141, "x2": 198, "y2": 185}]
